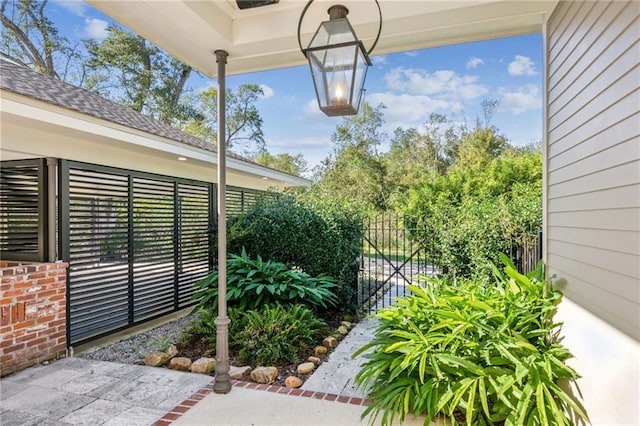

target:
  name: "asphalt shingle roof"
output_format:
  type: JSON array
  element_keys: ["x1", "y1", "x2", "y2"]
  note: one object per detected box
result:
[{"x1": 0, "y1": 59, "x2": 225, "y2": 156}]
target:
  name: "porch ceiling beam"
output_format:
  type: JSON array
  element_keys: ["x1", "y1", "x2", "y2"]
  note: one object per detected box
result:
[{"x1": 87, "y1": 0, "x2": 556, "y2": 78}]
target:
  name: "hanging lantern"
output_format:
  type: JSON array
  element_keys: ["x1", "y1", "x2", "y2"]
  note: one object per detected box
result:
[{"x1": 298, "y1": 2, "x2": 381, "y2": 116}]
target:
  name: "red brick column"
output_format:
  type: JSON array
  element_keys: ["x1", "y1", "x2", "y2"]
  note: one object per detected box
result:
[{"x1": 0, "y1": 261, "x2": 68, "y2": 377}]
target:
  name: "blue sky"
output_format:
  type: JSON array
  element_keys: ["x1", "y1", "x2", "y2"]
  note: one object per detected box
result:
[{"x1": 50, "y1": 0, "x2": 543, "y2": 171}]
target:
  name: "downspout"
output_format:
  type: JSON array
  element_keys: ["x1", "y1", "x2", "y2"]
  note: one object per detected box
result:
[{"x1": 213, "y1": 49, "x2": 232, "y2": 394}]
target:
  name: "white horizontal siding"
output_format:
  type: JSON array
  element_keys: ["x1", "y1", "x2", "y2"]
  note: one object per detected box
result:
[
  {"x1": 546, "y1": 0, "x2": 640, "y2": 341},
  {"x1": 547, "y1": 226, "x2": 639, "y2": 255},
  {"x1": 549, "y1": 208, "x2": 640, "y2": 232},
  {"x1": 548, "y1": 184, "x2": 640, "y2": 212},
  {"x1": 549, "y1": 137, "x2": 638, "y2": 183},
  {"x1": 548, "y1": 112, "x2": 639, "y2": 171},
  {"x1": 549, "y1": 27, "x2": 638, "y2": 121},
  {"x1": 548, "y1": 239, "x2": 640, "y2": 280},
  {"x1": 548, "y1": 92, "x2": 638, "y2": 158},
  {"x1": 549, "y1": 2, "x2": 635, "y2": 104},
  {"x1": 548, "y1": 265, "x2": 639, "y2": 339},
  {"x1": 548, "y1": 161, "x2": 639, "y2": 198}
]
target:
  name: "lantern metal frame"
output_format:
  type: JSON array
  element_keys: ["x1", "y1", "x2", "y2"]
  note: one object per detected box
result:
[{"x1": 297, "y1": 0, "x2": 382, "y2": 116}]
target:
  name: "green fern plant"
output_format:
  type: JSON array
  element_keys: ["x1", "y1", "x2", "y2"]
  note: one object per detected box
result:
[
  {"x1": 233, "y1": 304, "x2": 328, "y2": 366},
  {"x1": 354, "y1": 255, "x2": 588, "y2": 425}
]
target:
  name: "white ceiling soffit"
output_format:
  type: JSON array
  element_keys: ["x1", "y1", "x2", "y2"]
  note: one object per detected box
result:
[{"x1": 87, "y1": 0, "x2": 555, "y2": 78}]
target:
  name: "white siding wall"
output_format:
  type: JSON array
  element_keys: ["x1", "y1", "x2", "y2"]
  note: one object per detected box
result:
[
  {"x1": 546, "y1": 1, "x2": 639, "y2": 424},
  {"x1": 546, "y1": 0, "x2": 639, "y2": 340}
]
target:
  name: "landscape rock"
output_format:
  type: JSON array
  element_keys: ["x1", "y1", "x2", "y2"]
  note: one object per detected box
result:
[
  {"x1": 308, "y1": 356, "x2": 322, "y2": 366},
  {"x1": 341, "y1": 321, "x2": 352, "y2": 329},
  {"x1": 229, "y1": 366, "x2": 252, "y2": 379},
  {"x1": 250, "y1": 366, "x2": 278, "y2": 384},
  {"x1": 323, "y1": 336, "x2": 338, "y2": 348},
  {"x1": 284, "y1": 376, "x2": 303, "y2": 388},
  {"x1": 144, "y1": 351, "x2": 169, "y2": 367},
  {"x1": 342, "y1": 314, "x2": 354, "y2": 323},
  {"x1": 166, "y1": 344, "x2": 179, "y2": 358},
  {"x1": 297, "y1": 362, "x2": 315, "y2": 375},
  {"x1": 191, "y1": 357, "x2": 216, "y2": 374},
  {"x1": 169, "y1": 357, "x2": 192, "y2": 371},
  {"x1": 314, "y1": 346, "x2": 328, "y2": 355},
  {"x1": 337, "y1": 326, "x2": 349, "y2": 335}
]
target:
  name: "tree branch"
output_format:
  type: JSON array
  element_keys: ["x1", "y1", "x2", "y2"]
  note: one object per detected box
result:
[{"x1": 0, "y1": 6, "x2": 48, "y2": 74}]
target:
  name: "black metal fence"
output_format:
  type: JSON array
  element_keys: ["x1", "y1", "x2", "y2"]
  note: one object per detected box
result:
[
  {"x1": 358, "y1": 212, "x2": 543, "y2": 313},
  {"x1": 0, "y1": 158, "x2": 274, "y2": 345},
  {"x1": 57, "y1": 160, "x2": 275, "y2": 345},
  {"x1": 0, "y1": 159, "x2": 50, "y2": 261},
  {"x1": 509, "y1": 231, "x2": 543, "y2": 275},
  {"x1": 58, "y1": 161, "x2": 214, "y2": 344},
  {"x1": 226, "y1": 186, "x2": 273, "y2": 216}
]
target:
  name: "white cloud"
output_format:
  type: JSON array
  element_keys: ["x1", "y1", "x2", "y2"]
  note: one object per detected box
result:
[
  {"x1": 508, "y1": 55, "x2": 537, "y2": 76},
  {"x1": 84, "y1": 18, "x2": 109, "y2": 40},
  {"x1": 498, "y1": 84, "x2": 541, "y2": 114},
  {"x1": 267, "y1": 136, "x2": 330, "y2": 150},
  {"x1": 384, "y1": 67, "x2": 488, "y2": 100},
  {"x1": 371, "y1": 55, "x2": 388, "y2": 66},
  {"x1": 466, "y1": 57, "x2": 484, "y2": 69},
  {"x1": 367, "y1": 91, "x2": 459, "y2": 129},
  {"x1": 52, "y1": 0, "x2": 86, "y2": 16},
  {"x1": 259, "y1": 84, "x2": 274, "y2": 99},
  {"x1": 404, "y1": 51, "x2": 418, "y2": 57},
  {"x1": 303, "y1": 99, "x2": 322, "y2": 118},
  {"x1": 266, "y1": 136, "x2": 332, "y2": 172}
]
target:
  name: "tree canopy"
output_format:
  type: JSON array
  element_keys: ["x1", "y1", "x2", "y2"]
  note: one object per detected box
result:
[
  {"x1": 253, "y1": 151, "x2": 308, "y2": 177},
  {"x1": 0, "y1": 0, "x2": 83, "y2": 82},
  {"x1": 83, "y1": 25, "x2": 196, "y2": 125},
  {"x1": 179, "y1": 84, "x2": 265, "y2": 155},
  {"x1": 1, "y1": 3, "x2": 270, "y2": 160},
  {"x1": 309, "y1": 99, "x2": 542, "y2": 281}
]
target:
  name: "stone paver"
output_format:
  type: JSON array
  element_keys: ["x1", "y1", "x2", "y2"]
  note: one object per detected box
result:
[
  {"x1": 0, "y1": 357, "x2": 212, "y2": 426},
  {"x1": 59, "y1": 399, "x2": 128, "y2": 425},
  {"x1": 301, "y1": 315, "x2": 380, "y2": 397},
  {"x1": 101, "y1": 406, "x2": 167, "y2": 426},
  {"x1": 1, "y1": 278, "x2": 415, "y2": 425}
]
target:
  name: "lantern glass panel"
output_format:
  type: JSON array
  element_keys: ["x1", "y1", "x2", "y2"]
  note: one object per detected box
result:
[
  {"x1": 351, "y1": 43, "x2": 368, "y2": 110},
  {"x1": 308, "y1": 18, "x2": 357, "y2": 48},
  {"x1": 309, "y1": 45, "x2": 358, "y2": 108},
  {"x1": 305, "y1": 12, "x2": 371, "y2": 116}
]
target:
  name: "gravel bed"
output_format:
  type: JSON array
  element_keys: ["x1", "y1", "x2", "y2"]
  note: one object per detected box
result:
[{"x1": 80, "y1": 314, "x2": 198, "y2": 365}]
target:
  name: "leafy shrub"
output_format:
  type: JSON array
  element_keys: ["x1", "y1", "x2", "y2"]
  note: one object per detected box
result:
[
  {"x1": 401, "y1": 151, "x2": 542, "y2": 282},
  {"x1": 226, "y1": 193, "x2": 362, "y2": 311},
  {"x1": 354, "y1": 255, "x2": 588, "y2": 426},
  {"x1": 181, "y1": 307, "x2": 243, "y2": 350},
  {"x1": 233, "y1": 304, "x2": 327, "y2": 366},
  {"x1": 193, "y1": 248, "x2": 338, "y2": 311}
]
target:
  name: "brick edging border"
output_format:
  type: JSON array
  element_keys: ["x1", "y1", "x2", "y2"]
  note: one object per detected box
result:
[{"x1": 152, "y1": 379, "x2": 372, "y2": 425}]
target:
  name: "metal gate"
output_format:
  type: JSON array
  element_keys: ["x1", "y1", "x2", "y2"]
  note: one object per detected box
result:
[{"x1": 358, "y1": 213, "x2": 436, "y2": 312}]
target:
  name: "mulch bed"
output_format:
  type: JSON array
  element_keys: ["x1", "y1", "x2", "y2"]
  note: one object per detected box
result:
[{"x1": 174, "y1": 315, "x2": 350, "y2": 387}]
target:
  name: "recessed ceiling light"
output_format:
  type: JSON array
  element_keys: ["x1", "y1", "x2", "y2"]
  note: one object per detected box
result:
[{"x1": 178, "y1": 157, "x2": 187, "y2": 161}]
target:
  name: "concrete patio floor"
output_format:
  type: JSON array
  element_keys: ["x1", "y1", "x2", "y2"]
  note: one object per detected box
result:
[
  {"x1": 1, "y1": 289, "x2": 441, "y2": 425},
  {"x1": 1, "y1": 355, "x2": 438, "y2": 426},
  {"x1": 0, "y1": 357, "x2": 211, "y2": 426},
  {"x1": 170, "y1": 381, "x2": 436, "y2": 426}
]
